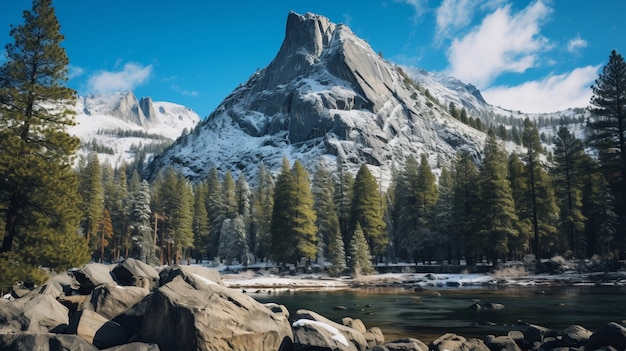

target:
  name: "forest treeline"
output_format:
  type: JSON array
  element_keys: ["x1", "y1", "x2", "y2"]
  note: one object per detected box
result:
[{"x1": 1, "y1": 0, "x2": 625, "y2": 291}]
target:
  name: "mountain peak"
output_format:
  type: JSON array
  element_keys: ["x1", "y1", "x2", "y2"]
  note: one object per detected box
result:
[{"x1": 146, "y1": 12, "x2": 487, "y2": 186}]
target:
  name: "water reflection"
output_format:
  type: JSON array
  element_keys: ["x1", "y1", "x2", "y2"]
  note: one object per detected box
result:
[{"x1": 253, "y1": 285, "x2": 626, "y2": 343}]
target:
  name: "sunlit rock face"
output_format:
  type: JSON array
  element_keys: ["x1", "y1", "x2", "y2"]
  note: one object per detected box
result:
[{"x1": 146, "y1": 11, "x2": 488, "y2": 186}]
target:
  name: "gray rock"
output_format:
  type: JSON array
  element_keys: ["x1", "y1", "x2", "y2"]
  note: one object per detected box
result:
[
  {"x1": 264, "y1": 302, "x2": 290, "y2": 319},
  {"x1": 0, "y1": 332, "x2": 98, "y2": 351},
  {"x1": 430, "y1": 333, "x2": 489, "y2": 351},
  {"x1": 294, "y1": 309, "x2": 368, "y2": 351},
  {"x1": 364, "y1": 327, "x2": 385, "y2": 347},
  {"x1": 563, "y1": 324, "x2": 592, "y2": 346},
  {"x1": 0, "y1": 293, "x2": 68, "y2": 333},
  {"x1": 101, "y1": 342, "x2": 160, "y2": 351},
  {"x1": 69, "y1": 309, "x2": 129, "y2": 349},
  {"x1": 484, "y1": 335, "x2": 522, "y2": 351},
  {"x1": 37, "y1": 272, "x2": 77, "y2": 298},
  {"x1": 158, "y1": 264, "x2": 224, "y2": 288},
  {"x1": 586, "y1": 322, "x2": 626, "y2": 350},
  {"x1": 139, "y1": 275, "x2": 292, "y2": 351},
  {"x1": 342, "y1": 317, "x2": 367, "y2": 334},
  {"x1": 525, "y1": 324, "x2": 551, "y2": 344},
  {"x1": 293, "y1": 318, "x2": 357, "y2": 351},
  {"x1": 83, "y1": 282, "x2": 149, "y2": 320},
  {"x1": 378, "y1": 338, "x2": 428, "y2": 351},
  {"x1": 73, "y1": 263, "x2": 115, "y2": 292},
  {"x1": 112, "y1": 258, "x2": 159, "y2": 289}
]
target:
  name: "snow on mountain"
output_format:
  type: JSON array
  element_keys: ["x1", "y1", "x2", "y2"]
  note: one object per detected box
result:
[
  {"x1": 145, "y1": 12, "x2": 489, "y2": 187},
  {"x1": 69, "y1": 91, "x2": 201, "y2": 166},
  {"x1": 145, "y1": 11, "x2": 586, "y2": 187}
]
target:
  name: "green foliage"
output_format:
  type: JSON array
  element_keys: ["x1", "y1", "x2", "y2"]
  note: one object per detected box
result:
[
  {"x1": 312, "y1": 160, "x2": 343, "y2": 269},
  {"x1": 351, "y1": 164, "x2": 386, "y2": 257},
  {"x1": 348, "y1": 222, "x2": 374, "y2": 275},
  {"x1": 586, "y1": 50, "x2": 626, "y2": 257},
  {"x1": 0, "y1": 0, "x2": 89, "y2": 284},
  {"x1": 251, "y1": 163, "x2": 274, "y2": 261}
]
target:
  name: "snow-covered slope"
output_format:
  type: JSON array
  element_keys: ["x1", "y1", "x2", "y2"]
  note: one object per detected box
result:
[
  {"x1": 145, "y1": 12, "x2": 488, "y2": 186},
  {"x1": 69, "y1": 91, "x2": 201, "y2": 166}
]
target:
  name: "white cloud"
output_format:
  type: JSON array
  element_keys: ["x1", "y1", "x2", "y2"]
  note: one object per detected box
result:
[
  {"x1": 482, "y1": 65, "x2": 599, "y2": 113},
  {"x1": 435, "y1": 0, "x2": 477, "y2": 42},
  {"x1": 171, "y1": 85, "x2": 198, "y2": 97},
  {"x1": 446, "y1": 1, "x2": 552, "y2": 88},
  {"x1": 567, "y1": 35, "x2": 587, "y2": 54},
  {"x1": 87, "y1": 62, "x2": 152, "y2": 93},
  {"x1": 67, "y1": 65, "x2": 84, "y2": 80},
  {"x1": 394, "y1": 0, "x2": 429, "y2": 23}
]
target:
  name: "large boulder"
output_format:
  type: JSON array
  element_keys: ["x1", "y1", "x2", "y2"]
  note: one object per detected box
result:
[
  {"x1": 37, "y1": 272, "x2": 77, "y2": 298},
  {"x1": 112, "y1": 258, "x2": 159, "y2": 289},
  {"x1": 139, "y1": 275, "x2": 292, "y2": 351},
  {"x1": 101, "y1": 342, "x2": 161, "y2": 351},
  {"x1": 292, "y1": 318, "x2": 357, "y2": 351},
  {"x1": 524, "y1": 324, "x2": 552, "y2": 345},
  {"x1": 484, "y1": 335, "x2": 522, "y2": 351},
  {"x1": 72, "y1": 263, "x2": 115, "y2": 292},
  {"x1": 430, "y1": 333, "x2": 489, "y2": 351},
  {"x1": 0, "y1": 294, "x2": 68, "y2": 333},
  {"x1": 83, "y1": 282, "x2": 150, "y2": 320},
  {"x1": 586, "y1": 322, "x2": 626, "y2": 350},
  {"x1": 0, "y1": 332, "x2": 98, "y2": 351},
  {"x1": 159, "y1": 264, "x2": 224, "y2": 288},
  {"x1": 293, "y1": 309, "x2": 368, "y2": 351},
  {"x1": 374, "y1": 338, "x2": 428, "y2": 351},
  {"x1": 563, "y1": 324, "x2": 592, "y2": 346},
  {"x1": 69, "y1": 309, "x2": 129, "y2": 349}
]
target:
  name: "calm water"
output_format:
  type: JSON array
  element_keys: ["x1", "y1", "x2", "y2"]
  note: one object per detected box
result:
[{"x1": 253, "y1": 285, "x2": 626, "y2": 343}]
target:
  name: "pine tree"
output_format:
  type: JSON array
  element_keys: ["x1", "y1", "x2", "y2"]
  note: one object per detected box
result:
[
  {"x1": 415, "y1": 154, "x2": 438, "y2": 262},
  {"x1": 586, "y1": 50, "x2": 626, "y2": 257},
  {"x1": 291, "y1": 160, "x2": 318, "y2": 263},
  {"x1": 508, "y1": 153, "x2": 532, "y2": 258},
  {"x1": 129, "y1": 179, "x2": 155, "y2": 264},
  {"x1": 312, "y1": 160, "x2": 342, "y2": 268},
  {"x1": 334, "y1": 154, "x2": 354, "y2": 245},
  {"x1": 205, "y1": 167, "x2": 224, "y2": 260},
  {"x1": 222, "y1": 171, "x2": 237, "y2": 219},
  {"x1": 270, "y1": 158, "x2": 296, "y2": 265},
  {"x1": 452, "y1": 150, "x2": 481, "y2": 265},
  {"x1": 251, "y1": 163, "x2": 274, "y2": 261},
  {"x1": 348, "y1": 222, "x2": 374, "y2": 275},
  {"x1": 97, "y1": 208, "x2": 114, "y2": 263},
  {"x1": 522, "y1": 118, "x2": 559, "y2": 258},
  {"x1": 192, "y1": 182, "x2": 209, "y2": 263},
  {"x1": 78, "y1": 152, "x2": 104, "y2": 256},
  {"x1": 0, "y1": 0, "x2": 88, "y2": 279},
  {"x1": 552, "y1": 127, "x2": 586, "y2": 256},
  {"x1": 433, "y1": 166, "x2": 455, "y2": 263},
  {"x1": 391, "y1": 156, "x2": 419, "y2": 262},
  {"x1": 478, "y1": 131, "x2": 519, "y2": 262},
  {"x1": 218, "y1": 216, "x2": 252, "y2": 265},
  {"x1": 351, "y1": 164, "x2": 386, "y2": 260}
]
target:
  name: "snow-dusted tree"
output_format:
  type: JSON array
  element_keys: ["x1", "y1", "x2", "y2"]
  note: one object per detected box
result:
[
  {"x1": 348, "y1": 222, "x2": 374, "y2": 275},
  {"x1": 312, "y1": 159, "x2": 340, "y2": 267},
  {"x1": 129, "y1": 179, "x2": 155, "y2": 264},
  {"x1": 218, "y1": 216, "x2": 252, "y2": 265},
  {"x1": 334, "y1": 153, "x2": 354, "y2": 244},
  {"x1": 205, "y1": 167, "x2": 224, "y2": 260},
  {"x1": 78, "y1": 152, "x2": 104, "y2": 255},
  {"x1": 251, "y1": 163, "x2": 274, "y2": 261}
]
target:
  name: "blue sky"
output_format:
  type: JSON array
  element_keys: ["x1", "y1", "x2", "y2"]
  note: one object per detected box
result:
[{"x1": 1, "y1": 0, "x2": 624, "y2": 116}]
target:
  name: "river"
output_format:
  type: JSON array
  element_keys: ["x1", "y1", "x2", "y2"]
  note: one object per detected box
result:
[{"x1": 253, "y1": 285, "x2": 626, "y2": 343}]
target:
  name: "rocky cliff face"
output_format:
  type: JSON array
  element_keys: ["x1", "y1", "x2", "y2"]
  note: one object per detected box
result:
[{"x1": 145, "y1": 11, "x2": 487, "y2": 185}]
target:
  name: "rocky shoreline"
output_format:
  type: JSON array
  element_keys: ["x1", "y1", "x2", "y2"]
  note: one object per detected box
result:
[{"x1": 1, "y1": 258, "x2": 625, "y2": 351}]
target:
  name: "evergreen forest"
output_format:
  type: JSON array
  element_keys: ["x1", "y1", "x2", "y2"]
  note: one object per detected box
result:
[{"x1": 1, "y1": 0, "x2": 626, "y2": 292}]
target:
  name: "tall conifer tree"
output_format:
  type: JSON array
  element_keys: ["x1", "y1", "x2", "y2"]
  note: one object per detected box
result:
[
  {"x1": 586, "y1": 50, "x2": 626, "y2": 257},
  {"x1": 351, "y1": 164, "x2": 386, "y2": 260},
  {"x1": 0, "y1": 0, "x2": 88, "y2": 278}
]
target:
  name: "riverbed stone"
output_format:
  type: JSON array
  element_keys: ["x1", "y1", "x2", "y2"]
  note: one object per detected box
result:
[
  {"x1": 342, "y1": 317, "x2": 367, "y2": 334},
  {"x1": 73, "y1": 263, "x2": 115, "y2": 292},
  {"x1": 112, "y1": 258, "x2": 159, "y2": 289},
  {"x1": 0, "y1": 293, "x2": 69, "y2": 333},
  {"x1": 563, "y1": 324, "x2": 592, "y2": 346},
  {"x1": 100, "y1": 341, "x2": 160, "y2": 351},
  {"x1": 139, "y1": 275, "x2": 292, "y2": 351},
  {"x1": 158, "y1": 264, "x2": 224, "y2": 288},
  {"x1": 374, "y1": 338, "x2": 428, "y2": 351},
  {"x1": 525, "y1": 324, "x2": 551, "y2": 344},
  {"x1": 83, "y1": 282, "x2": 149, "y2": 320},
  {"x1": 294, "y1": 309, "x2": 368, "y2": 350},
  {"x1": 364, "y1": 327, "x2": 385, "y2": 347},
  {"x1": 430, "y1": 333, "x2": 489, "y2": 351},
  {"x1": 484, "y1": 335, "x2": 522, "y2": 351},
  {"x1": 292, "y1": 318, "x2": 357, "y2": 351},
  {"x1": 586, "y1": 322, "x2": 626, "y2": 350},
  {"x1": 0, "y1": 332, "x2": 98, "y2": 351},
  {"x1": 69, "y1": 309, "x2": 129, "y2": 349}
]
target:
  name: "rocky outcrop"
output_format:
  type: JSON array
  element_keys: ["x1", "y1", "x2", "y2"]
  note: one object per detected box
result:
[
  {"x1": 139, "y1": 275, "x2": 292, "y2": 351},
  {"x1": 2, "y1": 259, "x2": 625, "y2": 351},
  {"x1": 145, "y1": 11, "x2": 486, "y2": 187}
]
